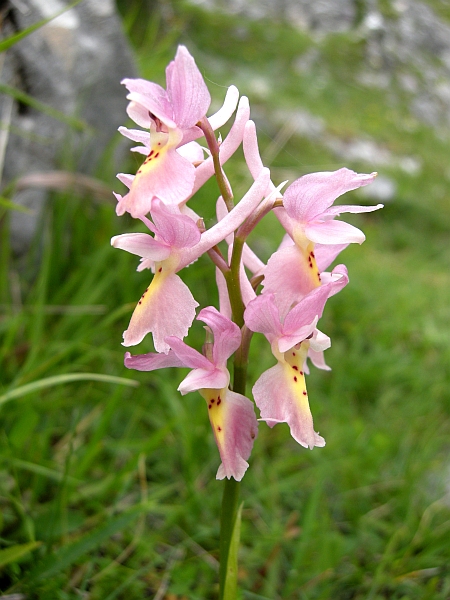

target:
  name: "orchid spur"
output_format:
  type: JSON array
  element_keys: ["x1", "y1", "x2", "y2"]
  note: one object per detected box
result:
[{"x1": 124, "y1": 307, "x2": 258, "y2": 481}]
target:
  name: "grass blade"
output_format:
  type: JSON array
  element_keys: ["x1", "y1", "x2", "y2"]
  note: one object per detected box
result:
[
  {"x1": 0, "y1": 0, "x2": 83, "y2": 53},
  {"x1": 0, "y1": 373, "x2": 139, "y2": 407},
  {"x1": 0, "y1": 541, "x2": 42, "y2": 568},
  {"x1": 0, "y1": 83, "x2": 89, "y2": 131}
]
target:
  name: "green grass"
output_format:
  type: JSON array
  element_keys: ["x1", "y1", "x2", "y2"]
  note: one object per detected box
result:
[{"x1": 1, "y1": 0, "x2": 450, "y2": 597}]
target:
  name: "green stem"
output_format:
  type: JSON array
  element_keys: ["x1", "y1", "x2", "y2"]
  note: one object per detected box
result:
[
  {"x1": 219, "y1": 233, "x2": 251, "y2": 599},
  {"x1": 197, "y1": 115, "x2": 251, "y2": 600},
  {"x1": 197, "y1": 117, "x2": 234, "y2": 210},
  {"x1": 219, "y1": 478, "x2": 241, "y2": 599}
]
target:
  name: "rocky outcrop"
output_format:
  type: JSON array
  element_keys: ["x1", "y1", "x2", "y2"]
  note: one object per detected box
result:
[{"x1": 0, "y1": 0, "x2": 137, "y2": 254}]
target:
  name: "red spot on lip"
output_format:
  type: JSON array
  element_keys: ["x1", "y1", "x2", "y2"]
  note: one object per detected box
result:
[
  {"x1": 211, "y1": 399, "x2": 215, "y2": 403},
  {"x1": 149, "y1": 150, "x2": 154, "y2": 157},
  {"x1": 299, "y1": 371, "x2": 303, "y2": 375},
  {"x1": 208, "y1": 404, "x2": 212, "y2": 409},
  {"x1": 154, "y1": 152, "x2": 160, "y2": 158},
  {"x1": 309, "y1": 263, "x2": 313, "y2": 268},
  {"x1": 303, "y1": 391, "x2": 307, "y2": 396},
  {"x1": 138, "y1": 300, "x2": 142, "y2": 304},
  {"x1": 217, "y1": 398, "x2": 221, "y2": 405},
  {"x1": 158, "y1": 267, "x2": 162, "y2": 273},
  {"x1": 217, "y1": 426, "x2": 222, "y2": 432},
  {"x1": 294, "y1": 376, "x2": 298, "y2": 382},
  {"x1": 292, "y1": 365, "x2": 298, "y2": 371}
]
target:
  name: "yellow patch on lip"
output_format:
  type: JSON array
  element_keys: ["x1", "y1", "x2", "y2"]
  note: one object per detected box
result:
[
  {"x1": 283, "y1": 341, "x2": 311, "y2": 410},
  {"x1": 133, "y1": 143, "x2": 169, "y2": 183},
  {"x1": 303, "y1": 242, "x2": 321, "y2": 288},
  {"x1": 292, "y1": 227, "x2": 321, "y2": 288},
  {"x1": 131, "y1": 126, "x2": 182, "y2": 189},
  {"x1": 200, "y1": 388, "x2": 226, "y2": 437}
]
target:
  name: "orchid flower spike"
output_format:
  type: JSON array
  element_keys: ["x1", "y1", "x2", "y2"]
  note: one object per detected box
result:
[
  {"x1": 124, "y1": 307, "x2": 258, "y2": 481},
  {"x1": 244, "y1": 268, "x2": 348, "y2": 449},
  {"x1": 111, "y1": 169, "x2": 270, "y2": 352}
]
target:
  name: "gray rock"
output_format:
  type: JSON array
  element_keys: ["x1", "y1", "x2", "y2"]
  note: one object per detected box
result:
[
  {"x1": 360, "y1": 174, "x2": 397, "y2": 202},
  {"x1": 188, "y1": 0, "x2": 356, "y2": 33},
  {"x1": 0, "y1": 0, "x2": 137, "y2": 255}
]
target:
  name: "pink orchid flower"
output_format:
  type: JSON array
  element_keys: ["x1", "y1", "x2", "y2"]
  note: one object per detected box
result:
[
  {"x1": 115, "y1": 47, "x2": 240, "y2": 217},
  {"x1": 124, "y1": 307, "x2": 258, "y2": 481},
  {"x1": 263, "y1": 170, "x2": 381, "y2": 314},
  {"x1": 244, "y1": 268, "x2": 348, "y2": 449},
  {"x1": 112, "y1": 169, "x2": 270, "y2": 352}
]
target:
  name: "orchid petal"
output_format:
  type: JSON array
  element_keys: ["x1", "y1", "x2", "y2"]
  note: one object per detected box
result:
[
  {"x1": 130, "y1": 146, "x2": 148, "y2": 156},
  {"x1": 151, "y1": 199, "x2": 201, "y2": 249},
  {"x1": 323, "y1": 203, "x2": 383, "y2": 217},
  {"x1": 179, "y1": 367, "x2": 229, "y2": 395},
  {"x1": 309, "y1": 328, "x2": 331, "y2": 353},
  {"x1": 304, "y1": 220, "x2": 366, "y2": 244},
  {"x1": 122, "y1": 272, "x2": 198, "y2": 352},
  {"x1": 283, "y1": 168, "x2": 377, "y2": 222},
  {"x1": 166, "y1": 45, "x2": 211, "y2": 129},
  {"x1": 253, "y1": 359, "x2": 325, "y2": 449},
  {"x1": 244, "y1": 293, "x2": 283, "y2": 340},
  {"x1": 308, "y1": 349, "x2": 331, "y2": 371},
  {"x1": 116, "y1": 173, "x2": 134, "y2": 189},
  {"x1": 111, "y1": 233, "x2": 171, "y2": 262},
  {"x1": 123, "y1": 144, "x2": 195, "y2": 217},
  {"x1": 118, "y1": 126, "x2": 150, "y2": 146},
  {"x1": 278, "y1": 316, "x2": 318, "y2": 354},
  {"x1": 314, "y1": 243, "x2": 349, "y2": 272},
  {"x1": 198, "y1": 307, "x2": 241, "y2": 365},
  {"x1": 202, "y1": 389, "x2": 257, "y2": 481},
  {"x1": 124, "y1": 349, "x2": 185, "y2": 371},
  {"x1": 176, "y1": 141, "x2": 205, "y2": 163},
  {"x1": 125, "y1": 100, "x2": 153, "y2": 129},
  {"x1": 262, "y1": 245, "x2": 321, "y2": 317},
  {"x1": 126, "y1": 90, "x2": 176, "y2": 129},
  {"x1": 165, "y1": 335, "x2": 212, "y2": 371}
]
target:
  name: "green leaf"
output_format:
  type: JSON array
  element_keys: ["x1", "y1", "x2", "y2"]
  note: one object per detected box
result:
[
  {"x1": 1, "y1": 457, "x2": 82, "y2": 485},
  {"x1": 0, "y1": 373, "x2": 139, "y2": 407},
  {"x1": 0, "y1": 541, "x2": 42, "y2": 568},
  {"x1": 27, "y1": 506, "x2": 145, "y2": 582},
  {"x1": 0, "y1": 83, "x2": 89, "y2": 131},
  {"x1": 0, "y1": 196, "x2": 32, "y2": 213},
  {"x1": 0, "y1": 0, "x2": 83, "y2": 53}
]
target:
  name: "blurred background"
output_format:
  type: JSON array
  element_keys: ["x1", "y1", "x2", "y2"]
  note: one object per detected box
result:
[{"x1": 0, "y1": 0, "x2": 449, "y2": 598}]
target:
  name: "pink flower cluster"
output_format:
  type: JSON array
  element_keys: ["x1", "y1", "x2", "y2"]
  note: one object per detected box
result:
[{"x1": 112, "y1": 46, "x2": 382, "y2": 481}]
